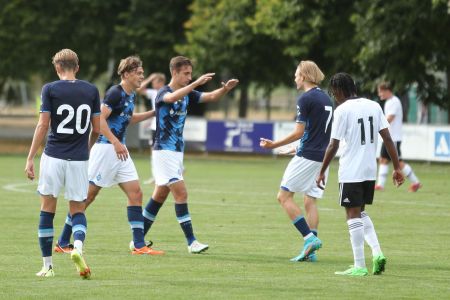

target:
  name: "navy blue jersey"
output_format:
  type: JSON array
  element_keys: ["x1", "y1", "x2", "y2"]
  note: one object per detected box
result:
[
  {"x1": 295, "y1": 87, "x2": 333, "y2": 162},
  {"x1": 41, "y1": 80, "x2": 100, "y2": 161},
  {"x1": 153, "y1": 85, "x2": 202, "y2": 152},
  {"x1": 97, "y1": 85, "x2": 136, "y2": 144}
]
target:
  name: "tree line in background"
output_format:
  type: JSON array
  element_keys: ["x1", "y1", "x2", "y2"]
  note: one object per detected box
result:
[{"x1": 0, "y1": 0, "x2": 449, "y2": 119}]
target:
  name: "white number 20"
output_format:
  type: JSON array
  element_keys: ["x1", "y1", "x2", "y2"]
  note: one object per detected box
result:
[{"x1": 56, "y1": 104, "x2": 91, "y2": 134}]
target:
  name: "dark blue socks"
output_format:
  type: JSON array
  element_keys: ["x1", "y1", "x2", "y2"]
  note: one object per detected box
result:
[
  {"x1": 58, "y1": 212, "x2": 73, "y2": 247},
  {"x1": 292, "y1": 215, "x2": 312, "y2": 238},
  {"x1": 175, "y1": 203, "x2": 196, "y2": 245},
  {"x1": 38, "y1": 211, "x2": 55, "y2": 257},
  {"x1": 143, "y1": 198, "x2": 163, "y2": 236},
  {"x1": 128, "y1": 206, "x2": 145, "y2": 249},
  {"x1": 71, "y1": 212, "x2": 87, "y2": 243}
]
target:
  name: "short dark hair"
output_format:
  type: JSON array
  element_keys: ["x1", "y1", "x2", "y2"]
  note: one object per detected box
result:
[
  {"x1": 377, "y1": 81, "x2": 393, "y2": 91},
  {"x1": 169, "y1": 56, "x2": 192, "y2": 72},
  {"x1": 117, "y1": 56, "x2": 142, "y2": 77},
  {"x1": 329, "y1": 72, "x2": 357, "y2": 99}
]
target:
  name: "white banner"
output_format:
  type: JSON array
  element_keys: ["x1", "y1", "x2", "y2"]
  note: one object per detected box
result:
[
  {"x1": 273, "y1": 121, "x2": 450, "y2": 162},
  {"x1": 138, "y1": 117, "x2": 207, "y2": 142}
]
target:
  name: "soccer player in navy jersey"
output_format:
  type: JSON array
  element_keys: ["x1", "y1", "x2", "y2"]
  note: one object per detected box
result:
[
  {"x1": 54, "y1": 56, "x2": 162, "y2": 255},
  {"x1": 25, "y1": 49, "x2": 100, "y2": 278},
  {"x1": 260, "y1": 61, "x2": 332, "y2": 262},
  {"x1": 142, "y1": 56, "x2": 238, "y2": 253}
]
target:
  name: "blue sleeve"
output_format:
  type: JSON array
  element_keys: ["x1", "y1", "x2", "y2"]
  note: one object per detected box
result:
[
  {"x1": 40, "y1": 84, "x2": 51, "y2": 113},
  {"x1": 189, "y1": 90, "x2": 202, "y2": 104},
  {"x1": 103, "y1": 86, "x2": 121, "y2": 108},
  {"x1": 92, "y1": 87, "x2": 101, "y2": 116},
  {"x1": 295, "y1": 95, "x2": 310, "y2": 123},
  {"x1": 155, "y1": 87, "x2": 170, "y2": 107}
]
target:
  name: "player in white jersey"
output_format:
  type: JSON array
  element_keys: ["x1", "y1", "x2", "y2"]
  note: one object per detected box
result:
[
  {"x1": 316, "y1": 73, "x2": 404, "y2": 276},
  {"x1": 137, "y1": 72, "x2": 166, "y2": 184},
  {"x1": 25, "y1": 49, "x2": 100, "y2": 278},
  {"x1": 375, "y1": 82, "x2": 421, "y2": 192}
]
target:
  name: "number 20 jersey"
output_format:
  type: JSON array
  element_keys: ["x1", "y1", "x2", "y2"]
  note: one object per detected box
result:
[
  {"x1": 40, "y1": 80, "x2": 101, "y2": 161},
  {"x1": 331, "y1": 98, "x2": 389, "y2": 183}
]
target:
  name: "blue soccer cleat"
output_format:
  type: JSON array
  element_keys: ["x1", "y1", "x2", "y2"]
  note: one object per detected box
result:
[{"x1": 290, "y1": 236, "x2": 322, "y2": 262}]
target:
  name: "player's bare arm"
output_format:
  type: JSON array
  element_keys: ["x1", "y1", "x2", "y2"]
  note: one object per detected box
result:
[
  {"x1": 201, "y1": 79, "x2": 239, "y2": 103},
  {"x1": 379, "y1": 128, "x2": 405, "y2": 187},
  {"x1": 100, "y1": 104, "x2": 129, "y2": 161},
  {"x1": 88, "y1": 115, "x2": 101, "y2": 150},
  {"x1": 316, "y1": 138, "x2": 340, "y2": 190},
  {"x1": 130, "y1": 110, "x2": 155, "y2": 125},
  {"x1": 136, "y1": 73, "x2": 157, "y2": 95},
  {"x1": 386, "y1": 114, "x2": 395, "y2": 123},
  {"x1": 260, "y1": 123, "x2": 305, "y2": 149},
  {"x1": 164, "y1": 73, "x2": 215, "y2": 103},
  {"x1": 25, "y1": 113, "x2": 50, "y2": 180}
]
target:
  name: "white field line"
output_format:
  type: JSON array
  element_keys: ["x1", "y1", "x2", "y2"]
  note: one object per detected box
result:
[{"x1": 3, "y1": 180, "x2": 449, "y2": 211}]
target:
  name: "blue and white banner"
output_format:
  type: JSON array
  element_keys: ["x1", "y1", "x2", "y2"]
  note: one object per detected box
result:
[
  {"x1": 206, "y1": 120, "x2": 273, "y2": 153},
  {"x1": 435, "y1": 131, "x2": 450, "y2": 157}
]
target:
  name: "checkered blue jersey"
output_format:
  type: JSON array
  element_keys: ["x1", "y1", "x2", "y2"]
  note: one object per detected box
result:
[
  {"x1": 97, "y1": 84, "x2": 135, "y2": 145},
  {"x1": 295, "y1": 87, "x2": 333, "y2": 162},
  {"x1": 40, "y1": 80, "x2": 100, "y2": 161},
  {"x1": 153, "y1": 85, "x2": 202, "y2": 152}
]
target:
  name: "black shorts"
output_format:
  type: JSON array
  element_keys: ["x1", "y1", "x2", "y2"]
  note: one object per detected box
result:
[
  {"x1": 380, "y1": 141, "x2": 402, "y2": 160},
  {"x1": 339, "y1": 181, "x2": 375, "y2": 207}
]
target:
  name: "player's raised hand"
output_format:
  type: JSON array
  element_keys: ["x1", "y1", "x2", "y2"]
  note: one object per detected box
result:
[
  {"x1": 392, "y1": 169, "x2": 405, "y2": 187},
  {"x1": 194, "y1": 73, "x2": 215, "y2": 87},
  {"x1": 316, "y1": 173, "x2": 326, "y2": 190},
  {"x1": 113, "y1": 141, "x2": 129, "y2": 161},
  {"x1": 222, "y1": 79, "x2": 239, "y2": 91},
  {"x1": 260, "y1": 137, "x2": 275, "y2": 149},
  {"x1": 25, "y1": 160, "x2": 35, "y2": 180}
]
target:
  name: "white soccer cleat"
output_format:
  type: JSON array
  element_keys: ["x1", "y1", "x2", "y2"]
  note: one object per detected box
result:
[
  {"x1": 188, "y1": 240, "x2": 209, "y2": 254},
  {"x1": 129, "y1": 240, "x2": 153, "y2": 251},
  {"x1": 36, "y1": 266, "x2": 55, "y2": 277}
]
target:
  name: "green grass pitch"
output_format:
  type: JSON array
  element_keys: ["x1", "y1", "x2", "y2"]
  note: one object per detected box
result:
[{"x1": 0, "y1": 154, "x2": 449, "y2": 299}]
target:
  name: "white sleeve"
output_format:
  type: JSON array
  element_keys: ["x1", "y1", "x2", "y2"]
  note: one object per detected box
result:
[
  {"x1": 384, "y1": 99, "x2": 397, "y2": 118},
  {"x1": 145, "y1": 89, "x2": 157, "y2": 101},
  {"x1": 330, "y1": 107, "x2": 346, "y2": 141}
]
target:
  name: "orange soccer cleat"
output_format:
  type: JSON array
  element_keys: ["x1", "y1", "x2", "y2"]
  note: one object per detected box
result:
[{"x1": 132, "y1": 246, "x2": 165, "y2": 255}]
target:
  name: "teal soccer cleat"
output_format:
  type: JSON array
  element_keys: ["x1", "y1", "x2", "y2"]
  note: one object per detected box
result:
[{"x1": 290, "y1": 236, "x2": 322, "y2": 262}]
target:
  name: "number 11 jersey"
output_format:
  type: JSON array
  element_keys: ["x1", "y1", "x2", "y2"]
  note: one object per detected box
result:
[
  {"x1": 331, "y1": 98, "x2": 389, "y2": 183},
  {"x1": 40, "y1": 80, "x2": 101, "y2": 161}
]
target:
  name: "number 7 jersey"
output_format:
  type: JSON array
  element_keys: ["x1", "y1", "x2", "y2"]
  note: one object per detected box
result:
[
  {"x1": 331, "y1": 98, "x2": 389, "y2": 182},
  {"x1": 40, "y1": 80, "x2": 101, "y2": 161}
]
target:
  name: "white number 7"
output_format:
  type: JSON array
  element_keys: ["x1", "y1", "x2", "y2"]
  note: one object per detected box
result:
[{"x1": 324, "y1": 106, "x2": 332, "y2": 133}]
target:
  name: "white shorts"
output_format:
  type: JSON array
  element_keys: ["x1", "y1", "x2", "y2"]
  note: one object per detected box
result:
[
  {"x1": 37, "y1": 153, "x2": 88, "y2": 201},
  {"x1": 280, "y1": 156, "x2": 328, "y2": 199},
  {"x1": 89, "y1": 143, "x2": 139, "y2": 187},
  {"x1": 152, "y1": 150, "x2": 184, "y2": 186}
]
